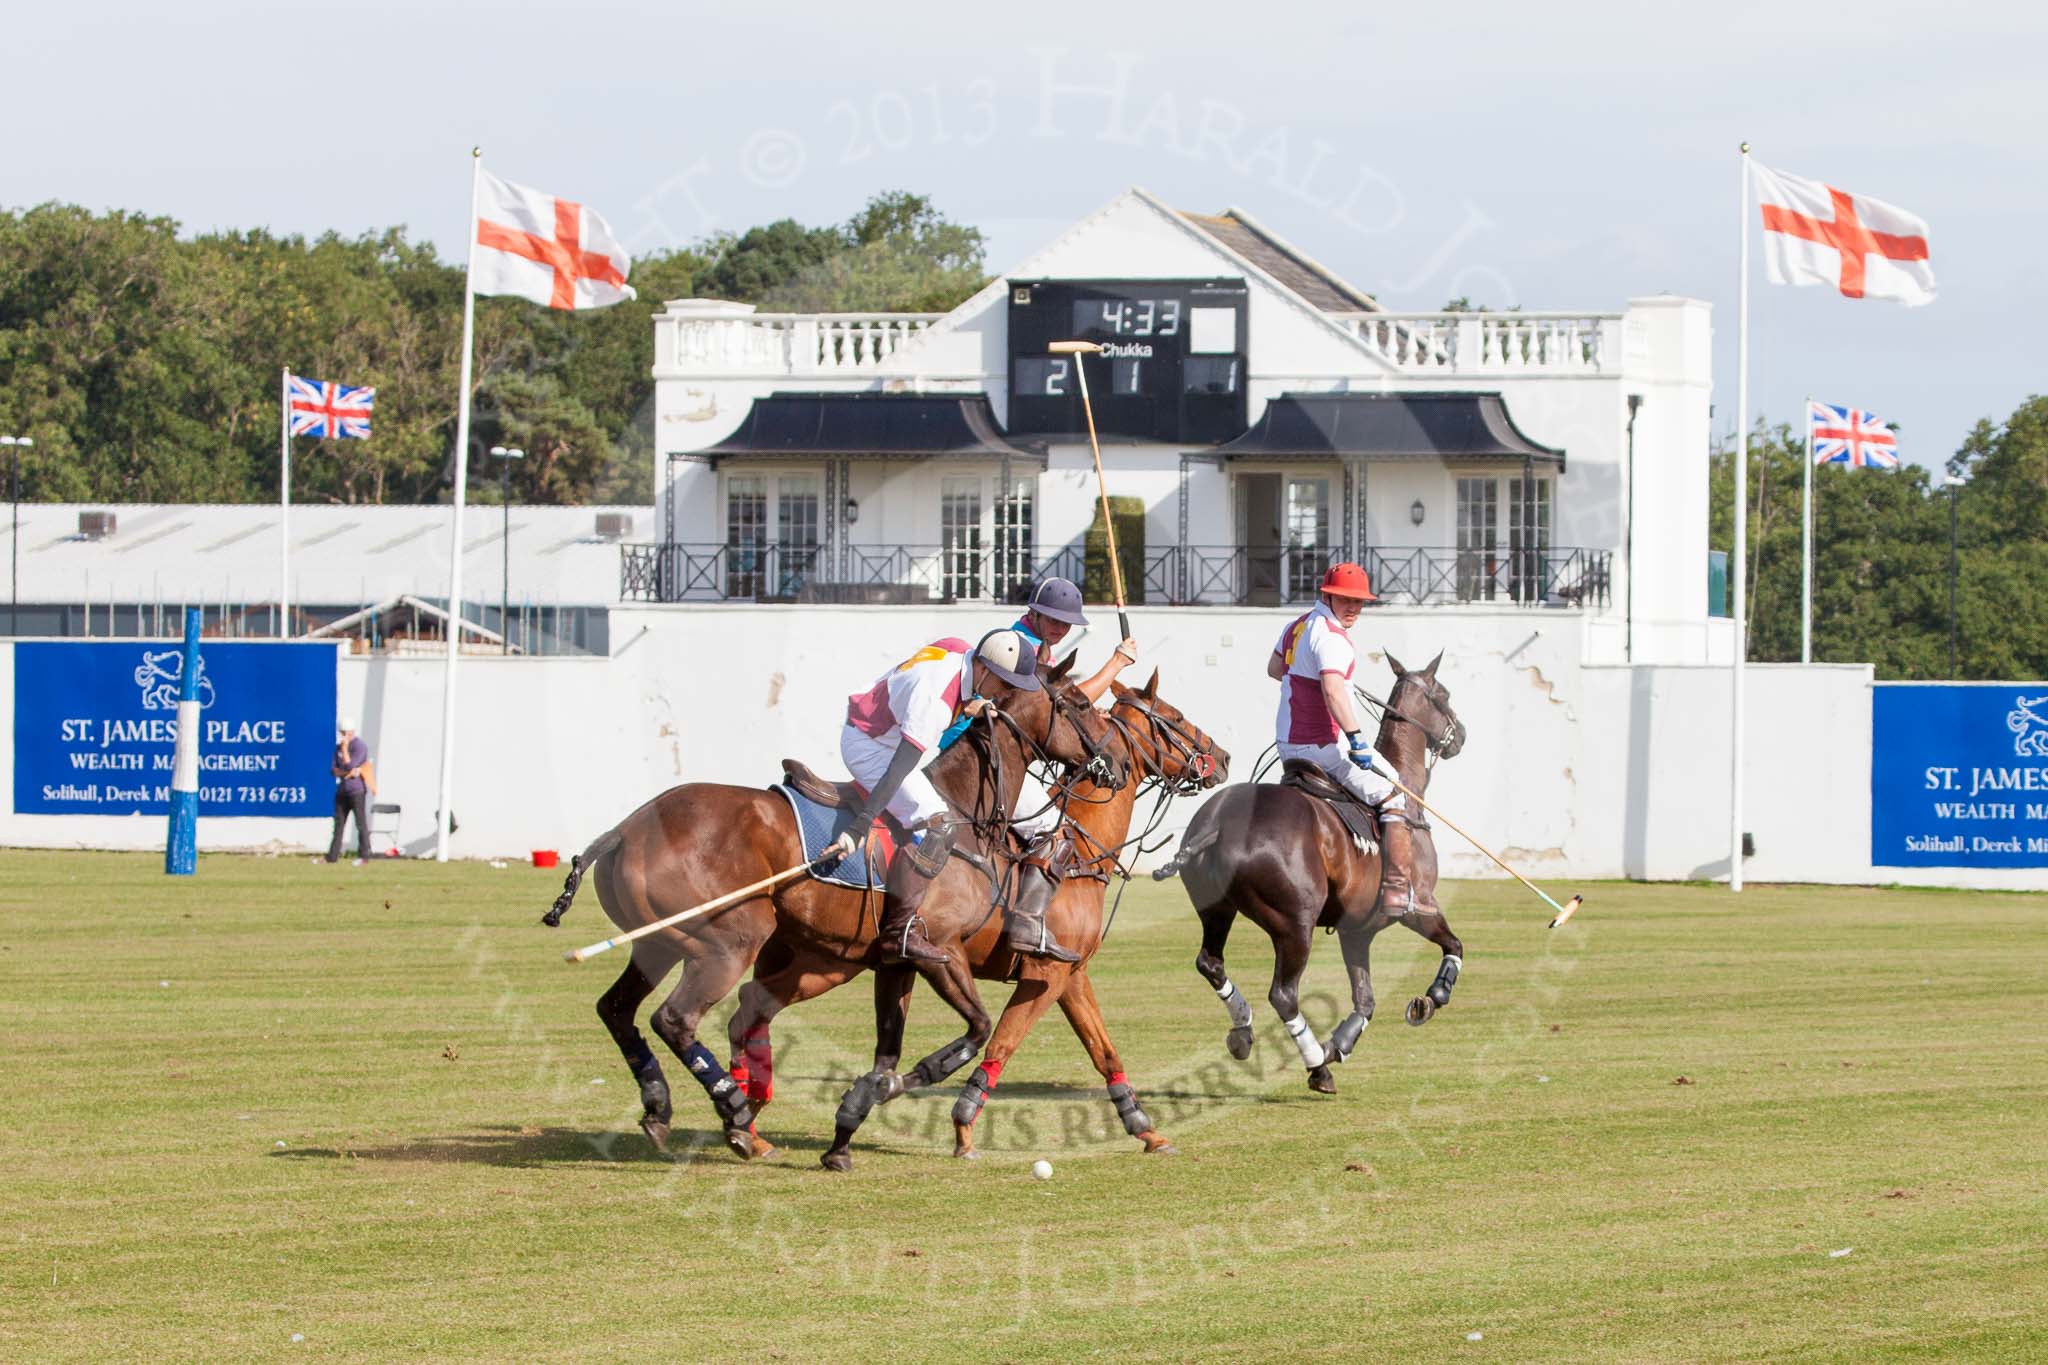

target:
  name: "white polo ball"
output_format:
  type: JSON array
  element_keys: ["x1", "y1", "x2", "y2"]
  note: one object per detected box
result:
[{"x1": 1031, "y1": 1159, "x2": 1053, "y2": 1180}]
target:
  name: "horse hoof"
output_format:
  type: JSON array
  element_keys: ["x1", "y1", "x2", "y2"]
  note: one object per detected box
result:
[
  {"x1": 820, "y1": 1149, "x2": 852, "y2": 1174},
  {"x1": 1225, "y1": 1026, "x2": 1254, "y2": 1061},
  {"x1": 1405, "y1": 996, "x2": 1435, "y2": 1026},
  {"x1": 1139, "y1": 1132, "x2": 1177, "y2": 1155},
  {"x1": 953, "y1": 1147, "x2": 981, "y2": 1161},
  {"x1": 724, "y1": 1126, "x2": 757, "y2": 1161},
  {"x1": 638, "y1": 1114, "x2": 670, "y2": 1151},
  {"x1": 1308, "y1": 1065, "x2": 1337, "y2": 1095}
]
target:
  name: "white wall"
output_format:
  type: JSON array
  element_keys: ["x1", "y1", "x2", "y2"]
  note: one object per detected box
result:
[{"x1": 7, "y1": 616, "x2": 2039, "y2": 891}]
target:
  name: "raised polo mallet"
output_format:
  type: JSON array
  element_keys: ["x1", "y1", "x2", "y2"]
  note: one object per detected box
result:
[
  {"x1": 1050, "y1": 340, "x2": 1132, "y2": 643},
  {"x1": 1364, "y1": 755, "x2": 1584, "y2": 928}
]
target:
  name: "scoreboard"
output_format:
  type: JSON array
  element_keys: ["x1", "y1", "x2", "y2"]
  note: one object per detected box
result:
[{"x1": 1007, "y1": 278, "x2": 1249, "y2": 443}]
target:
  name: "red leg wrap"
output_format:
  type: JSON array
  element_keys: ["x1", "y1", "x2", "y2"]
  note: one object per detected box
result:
[
  {"x1": 978, "y1": 1057, "x2": 1006, "y2": 1088},
  {"x1": 1108, "y1": 1070, "x2": 1128, "y2": 1088},
  {"x1": 740, "y1": 1024, "x2": 773, "y2": 1103}
]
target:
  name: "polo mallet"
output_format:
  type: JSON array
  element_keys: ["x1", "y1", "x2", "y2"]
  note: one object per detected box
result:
[
  {"x1": 563, "y1": 859, "x2": 817, "y2": 963},
  {"x1": 1050, "y1": 340, "x2": 1132, "y2": 643},
  {"x1": 1367, "y1": 760, "x2": 1584, "y2": 928}
]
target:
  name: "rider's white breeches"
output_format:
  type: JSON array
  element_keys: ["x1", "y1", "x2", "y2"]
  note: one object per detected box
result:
[
  {"x1": 840, "y1": 724, "x2": 948, "y2": 828},
  {"x1": 1277, "y1": 741, "x2": 1395, "y2": 806}
]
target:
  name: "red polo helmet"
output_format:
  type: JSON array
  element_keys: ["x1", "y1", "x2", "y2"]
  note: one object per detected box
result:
[{"x1": 1319, "y1": 562, "x2": 1378, "y2": 601}]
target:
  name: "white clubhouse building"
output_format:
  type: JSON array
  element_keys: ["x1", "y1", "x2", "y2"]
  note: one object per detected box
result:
[{"x1": 647, "y1": 187, "x2": 1721, "y2": 663}]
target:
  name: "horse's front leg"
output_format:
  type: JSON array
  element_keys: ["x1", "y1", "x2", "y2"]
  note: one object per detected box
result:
[
  {"x1": 1402, "y1": 908, "x2": 1465, "y2": 1026},
  {"x1": 820, "y1": 966, "x2": 918, "y2": 1173},
  {"x1": 952, "y1": 972, "x2": 1062, "y2": 1161},
  {"x1": 1327, "y1": 908, "x2": 1391, "y2": 1062}
]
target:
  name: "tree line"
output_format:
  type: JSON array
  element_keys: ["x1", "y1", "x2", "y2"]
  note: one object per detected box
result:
[
  {"x1": 1709, "y1": 396, "x2": 2048, "y2": 679},
  {"x1": 0, "y1": 192, "x2": 988, "y2": 508}
]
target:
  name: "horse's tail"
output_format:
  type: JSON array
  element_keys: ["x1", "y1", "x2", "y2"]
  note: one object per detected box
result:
[
  {"x1": 541, "y1": 827, "x2": 624, "y2": 927},
  {"x1": 1150, "y1": 822, "x2": 1220, "y2": 882}
]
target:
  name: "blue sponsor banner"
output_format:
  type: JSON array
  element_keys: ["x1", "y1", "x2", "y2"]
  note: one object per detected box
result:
[
  {"x1": 12, "y1": 641, "x2": 334, "y2": 818},
  {"x1": 1872, "y1": 683, "x2": 2048, "y2": 868}
]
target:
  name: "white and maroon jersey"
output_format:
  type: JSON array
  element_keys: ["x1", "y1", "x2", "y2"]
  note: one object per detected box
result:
[
  {"x1": 845, "y1": 637, "x2": 973, "y2": 752},
  {"x1": 1272, "y1": 602, "x2": 1357, "y2": 745}
]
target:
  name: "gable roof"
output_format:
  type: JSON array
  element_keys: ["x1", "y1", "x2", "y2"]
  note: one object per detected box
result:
[{"x1": 1177, "y1": 208, "x2": 1379, "y2": 313}]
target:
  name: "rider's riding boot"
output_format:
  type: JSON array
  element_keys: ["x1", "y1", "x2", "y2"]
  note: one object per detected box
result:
[
  {"x1": 1004, "y1": 832, "x2": 1082, "y2": 964},
  {"x1": 1374, "y1": 807, "x2": 1419, "y2": 921},
  {"x1": 877, "y1": 821, "x2": 955, "y2": 966}
]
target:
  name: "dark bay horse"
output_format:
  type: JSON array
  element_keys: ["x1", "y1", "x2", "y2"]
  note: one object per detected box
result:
[
  {"x1": 723, "y1": 667, "x2": 1228, "y2": 1170},
  {"x1": 1166, "y1": 653, "x2": 1466, "y2": 1094},
  {"x1": 542, "y1": 665, "x2": 1122, "y2": 1160}
]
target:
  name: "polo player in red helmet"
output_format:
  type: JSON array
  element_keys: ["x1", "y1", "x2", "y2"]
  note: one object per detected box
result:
[{"x1": 1267, "y1": 562, "x2": 1419, "y2": 913}]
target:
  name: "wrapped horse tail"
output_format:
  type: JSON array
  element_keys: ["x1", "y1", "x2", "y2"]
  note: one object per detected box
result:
[{"x1": 542, "y1": 827, "x2": 624, "y2": 927}]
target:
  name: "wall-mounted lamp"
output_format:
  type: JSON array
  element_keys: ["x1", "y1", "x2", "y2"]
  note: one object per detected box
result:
[
  {"x1": 844, "y1": 497, "x2": 860, "y2": 526},
  {"x1": 1409, "y1": 499, "x2": 1426, "y2": 527}
]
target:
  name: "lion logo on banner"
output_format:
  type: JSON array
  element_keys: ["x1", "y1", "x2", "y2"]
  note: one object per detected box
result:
[
  {"x1": 2007, "y1": 694, "x2": 2048, "y2": 757},
  {"x1": 134, "y1": 649, "x2": 216, "y2": 712}
]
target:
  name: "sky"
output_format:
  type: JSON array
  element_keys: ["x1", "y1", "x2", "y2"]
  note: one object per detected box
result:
[{"x1": 10, "y1": 0, "x2": 2047, "y2": 472}]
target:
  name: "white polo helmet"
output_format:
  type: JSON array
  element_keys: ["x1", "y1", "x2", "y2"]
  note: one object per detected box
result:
[{"x1": 973, "y1": 629, "x2": 1041, "y2": 691}]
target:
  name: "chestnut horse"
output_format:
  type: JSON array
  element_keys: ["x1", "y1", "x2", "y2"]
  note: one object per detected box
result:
[
  {"x1": 723, "y1": 666, "x2": 1228, "y2": 1170},
  {"x1": 542, "y1": 665, "x2": 1122, "y2": 1160},
  {"x1": 1165, "y1": 653, "x2": 1467, "y2": 1093}
]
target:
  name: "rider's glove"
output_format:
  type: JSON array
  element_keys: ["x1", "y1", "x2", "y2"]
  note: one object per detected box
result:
[
  {"x1": 1346, "y1": 733, "x2": 1379, "y2": 772},
  {"x1": 820, "y1": 830, "x2": 859, "y2": 864}
]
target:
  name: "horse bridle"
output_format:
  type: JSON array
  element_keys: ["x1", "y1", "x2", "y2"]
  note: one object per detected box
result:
[
  {"x1": 1104, "y1": 694, "x2": 1218, "y2": 796},
  {"x1": 1355, "y1": 676, "x2": 1466, "y2": 760},
  {"x1": 973, "y1": 678, "x2": 1126, "y2": 833}
]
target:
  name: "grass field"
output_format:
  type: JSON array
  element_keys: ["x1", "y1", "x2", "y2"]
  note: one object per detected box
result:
[{"x1": 2, "y1": 851, "x2": 2046, "y2": 1361}]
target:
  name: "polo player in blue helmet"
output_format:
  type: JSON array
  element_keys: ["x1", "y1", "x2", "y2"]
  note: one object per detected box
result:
[{"x1": 995, "y1": 576, "x2": 1138, "y2": 963}]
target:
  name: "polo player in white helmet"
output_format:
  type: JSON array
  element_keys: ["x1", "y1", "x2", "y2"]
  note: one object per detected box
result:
[{"x1": 824, "y1": 629, "x2": 1044, "y2": 965}]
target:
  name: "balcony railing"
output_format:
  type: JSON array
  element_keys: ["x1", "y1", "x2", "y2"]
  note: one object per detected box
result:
[
  {"x1": 658, "y1": 310, "x2": 944, "y2": 375},
  {"x1": 624, "y1": 542, "x2": 1610, "y2": 609},
  {"x1": 1329, "y1": 312, "x2": 1623, "y2": 374},
  {"x1": 621, "y1": 542, "x2": 1083, "y2": 605}
]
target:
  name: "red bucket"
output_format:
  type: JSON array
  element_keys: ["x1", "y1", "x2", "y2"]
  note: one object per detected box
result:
[{"x1": 531, "y1": 850, "x2": 560, "y2": 869}]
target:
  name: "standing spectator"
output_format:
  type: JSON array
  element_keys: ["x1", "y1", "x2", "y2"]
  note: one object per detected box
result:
[{"x1": 327, "y1": 716, "x2": 374, "y2": 865}]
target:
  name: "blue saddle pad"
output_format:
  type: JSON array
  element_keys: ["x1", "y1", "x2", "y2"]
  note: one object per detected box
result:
[{"x1": 773, "y1": 783, "x2": 883, "y2": 890}]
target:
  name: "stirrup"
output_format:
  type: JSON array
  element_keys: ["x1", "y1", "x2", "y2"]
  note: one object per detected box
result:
[
  {"x1": 882, "y1": 914, "x2": 947, "y2": 965},
  {"x1": 1010, "y1": 926, "x2": 1081, "y2": 964}
]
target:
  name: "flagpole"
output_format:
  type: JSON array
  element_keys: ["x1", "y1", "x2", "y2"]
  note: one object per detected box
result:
[
  {"x1": 279, "y1": 367, "x2": 290, "y2": 639},
  {"x1": 435, "y1": 148, "x2": 483, "y2": 863},
  {"x1": 1801, "y1": 396, "x2": 1814, "y2": 664},
  {"x1": 1731, "y1": 143, "x2": 1751, "y2": 894}
]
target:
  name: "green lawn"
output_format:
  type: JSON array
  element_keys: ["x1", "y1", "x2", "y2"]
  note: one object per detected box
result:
[{"x1": 2, "y1": 851, "x2": 2045, "y2": 1361}]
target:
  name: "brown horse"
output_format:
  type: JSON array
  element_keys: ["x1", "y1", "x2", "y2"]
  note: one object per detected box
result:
[
  {"x1": 542, "y1": 662, "x2": 1123, "y2": 1160},
  {"x1": 723, "y1": 667, "x2": 1229, "y2": 1170},
  {"x1": 1165, "y1": 653, "x2": 1467, "y2": 1093}
]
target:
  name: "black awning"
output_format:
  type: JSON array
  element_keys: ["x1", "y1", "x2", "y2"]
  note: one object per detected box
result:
[
  {"x1": 701, "y1": 392, "x2": 1041, "y2": 462},
  {"x1": 1213, "y1": 392, "x2": 1565, "y2": 467}
]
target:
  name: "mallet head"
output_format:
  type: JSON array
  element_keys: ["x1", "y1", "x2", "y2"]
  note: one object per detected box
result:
[
  {"x1": 1049, "y1": 340, "x2": 1104, "y2": 355},
  {"x1": 1547, "y1": 895, "x2": 1584, "y2": 930}
]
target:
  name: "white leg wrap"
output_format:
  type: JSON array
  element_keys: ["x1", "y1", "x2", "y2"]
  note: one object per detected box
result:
[
  {"x1": 1214, "y1": 977, "x2": 1252, "y2": 1028},
  {"x1": 1283, "y1": 1014, "x2": 1327, "y2": 1069}
]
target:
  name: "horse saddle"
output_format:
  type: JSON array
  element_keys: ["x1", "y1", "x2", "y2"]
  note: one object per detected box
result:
[
  {"x1": 780, "y1": 759, "x2": 865, "y2": 809},
  {"x1": 1278, "y1": 759, "x2": 1380, "y2": 851},
  {"x1": 773, "y1": 759, "x2": 900, "y2": 889}
]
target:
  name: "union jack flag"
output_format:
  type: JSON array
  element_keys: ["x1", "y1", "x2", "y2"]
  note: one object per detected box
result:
[
  {"x1": 286, "y1": 373, "x2": 375, "y2": 440},
  {"x1": 1808, "y1": 400, "x2": 1898, "y2": 468}
]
